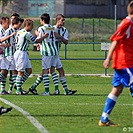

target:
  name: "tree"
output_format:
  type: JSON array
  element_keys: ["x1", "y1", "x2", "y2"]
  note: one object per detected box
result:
[{"x1": 1, "y1": 0, "x2": 10, "y2": 6}]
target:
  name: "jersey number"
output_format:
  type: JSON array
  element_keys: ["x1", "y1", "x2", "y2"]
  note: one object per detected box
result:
[{"x1": 49, "y1": 31, "x2": 54, "y2": 41}]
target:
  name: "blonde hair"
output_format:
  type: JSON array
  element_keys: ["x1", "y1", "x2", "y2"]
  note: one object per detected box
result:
[
  {"x1": 127, "y1": 1, "x2": 133, "y2": 15},
  {"x1": 24, "y1": 19, "x2": 33, "y2": 27}
]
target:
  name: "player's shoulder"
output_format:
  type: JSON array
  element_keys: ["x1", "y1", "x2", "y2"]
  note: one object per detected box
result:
[
  {"x1": 60, "y1": 26, "x2": 67, "y2": 31},
  {"x1": 38, "y1": 26, "x2": 44, "y2": 31},
  {"x1": 17, "y1": 29, "x2": 28, "y2": 35},
  {"x1": 119, "y1": 16, "x2": 132, "y2": 27}
]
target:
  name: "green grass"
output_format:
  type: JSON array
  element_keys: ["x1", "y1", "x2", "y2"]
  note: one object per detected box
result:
[
  {"x1": 28, "y1": 44, "x2": 113, "y2": 75},
  {"x1": 0, "y1": 76, "x2": 132, "y2": 133}
]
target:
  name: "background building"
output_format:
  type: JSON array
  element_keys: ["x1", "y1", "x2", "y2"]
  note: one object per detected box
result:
[{"x1": 0, "y1": 0, "x2": 131, "y2": 19}]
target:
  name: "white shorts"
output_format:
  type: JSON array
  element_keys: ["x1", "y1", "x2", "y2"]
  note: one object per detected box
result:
[
  {"x1": 52, "y1": 55, "x2": 59, "y2": 67},
  {"x1": 14, "y1": 50, "x2": 31, "y2": 72},
  {"x1": 42, "y1": 55, "x2": 58, "y2": 70},
  {"x1": 55, "y1": 56, "x2": 62, "y2": 69},
  {"x1": 1, "y1": 55, "x2": 16, "y2": 70}
]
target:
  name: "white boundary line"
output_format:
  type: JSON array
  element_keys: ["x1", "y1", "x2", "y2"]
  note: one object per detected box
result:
[
  {"x1": 0, "y1": 97, "x2": 49, "y2": 133},
  {"x1": 29, "y1": 74, "x2": 113, "y2": 77}
]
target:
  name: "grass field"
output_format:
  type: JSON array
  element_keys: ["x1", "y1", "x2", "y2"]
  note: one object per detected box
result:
[
  {"x1": 0, "y1": 76, "x2": 132, "y2": 133},
  {"x1": 0, "y1": 16, "x2": 129, "y2": 132}
]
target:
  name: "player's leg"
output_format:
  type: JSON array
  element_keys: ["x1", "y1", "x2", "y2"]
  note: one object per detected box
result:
[
  {"x1": 0, "y1": 58, "x2": 9, "y2": 94},
  {"x1": 8, "y1": 72, "x2": 17, "y2": 94},
  {"x1": 29, "y1": 73, "x2": 43, "y2": 95},
  {"x1": 41, "y1": 69, "x2": 50, "y2": 95},
  {"x1": 56, "y1": 58, "x2": 77, "y2": 95},
  {"x1": 23, "y1": 67, "x2": 32, "y2": 84},
  {"x1": 99, "y1": 69, "x2": 131, "y2": 126},
  {"x1": 8, "y1": 60, "x2": 17, "y2": 94},
  {"x1": 40, "y1": 56, "x2": 52, "y2": 96},
  {"x1": 99, "y1": 85, "x2": 123, "y2": 126},
  {"x1": 0, "y1": 69, "x2": 8, "y2": 94},
  {"x1": 14, "y1": 51, "x2": 27, "y2": 95},
  {"x1": 50, "y1": 55, "x2": 59, "y2": 95},
  {"x1": 50, "y1": 66, "x2": 59, "y2": 95},
  {"x1": 15, "y1": 71, "x2": 24, "y2": 94},
  {"x1": 8, "y1": 71, "x2": 13, "y2": 92}
]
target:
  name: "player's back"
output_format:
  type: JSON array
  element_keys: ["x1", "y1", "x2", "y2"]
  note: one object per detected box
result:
[
  {"x1": 16, "y1": 29, "x2": 34, "y2": 51},
  {"x1": 38, "y1": 24, "x2": 58, "y2": 56}
]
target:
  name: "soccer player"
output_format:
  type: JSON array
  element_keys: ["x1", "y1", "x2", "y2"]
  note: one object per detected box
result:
[
  {"x1": 0, "y1": 106, "x2": 12, "y2": 115},
  {"x1": 0, "y1": 17, "x2": 10, "y2": 73},
  {"x1": 14, "y1": 19, "x2": 46, "y2": 95},
  {"x1": 99, "y1": 1, "x2": 133, "y2": 126},
  {"x1": 0, "y1": 16, "x2": 17, "y2": 94},
  {"x1": 8, "y1": 13, "x2": 26, "y2": 93},
  {"x1": 29, "y1": 13, "x2": 59, "y2": 96},
  {"x1": 0, "y1": 17, "x2": 23, "y2": 95},
  {"x1": 50, "y1": 14, "x2": 77, "y2": 95}
]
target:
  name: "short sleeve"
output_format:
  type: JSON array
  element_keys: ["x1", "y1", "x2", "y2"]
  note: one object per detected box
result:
[{"x1": 110, "y1": 18, "x2": 131, "y2": 41}]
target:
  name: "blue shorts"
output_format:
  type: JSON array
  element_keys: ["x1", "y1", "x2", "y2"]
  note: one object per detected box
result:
[{"x1": 112, "y1": 68, "x2": 133, "y2": 87}]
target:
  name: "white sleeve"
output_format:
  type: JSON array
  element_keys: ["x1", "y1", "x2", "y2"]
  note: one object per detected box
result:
[{"x1": 26, "y1": 32, "x2": 37, "y2": 43}]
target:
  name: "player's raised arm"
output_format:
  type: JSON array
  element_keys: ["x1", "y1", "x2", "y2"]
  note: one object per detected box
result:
[
  {"x1": 54, "y1": 32, "x2": 68, "y2": 45},
  {"x1": 0, "y1": 32, "x2": 16, "y2": 42}
]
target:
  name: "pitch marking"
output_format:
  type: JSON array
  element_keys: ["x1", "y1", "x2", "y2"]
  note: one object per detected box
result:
[{"x1": 0, "y1": 97, "x2": 49, "y2": 133}]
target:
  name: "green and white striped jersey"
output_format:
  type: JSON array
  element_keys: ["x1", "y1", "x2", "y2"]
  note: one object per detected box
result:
[
  {"x1": 53, "y1": 25, "x2": 68, "y2": 51},
  {"x1": 15, "y1": 29, "x2": 37, "y2": 51},
  {"x1": 0, "y1": 27, "x2": 5, "y2": 55},
  {"x1": 0, "y1": 26, "x2": 5, "y2": 39},
  {"x1": 3, "y1": 27, "x2": 16, "y2": 57},
  {"x1": 38, "y1": 24, "x2": 58, "y2": 56}
]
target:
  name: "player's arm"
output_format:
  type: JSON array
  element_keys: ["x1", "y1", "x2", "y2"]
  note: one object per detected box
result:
[
  {"x1": 0, "y1": 32, "x2": 16, "y2": 42},
  {"x1": 27, "y1": 30, "x2": 48, "y2": 44},
  {"x1": 35, "y1": 27, "x2": 49, "y2": 43},
  {"x1": 0, "y1": 42, "x2": 11, "y2": 48},
  {"x1": 54, "y1": 32, "x2": 68, "y2": 45},
  {"x1": 103, "y1": 41, "x2": 117, "y2": 69},
  {"x1": 35, "y1": 30, "x2": 39, "y2": 37},
  {"x1": 35, "y1": 33, "x2": 48, "y2": 43}
]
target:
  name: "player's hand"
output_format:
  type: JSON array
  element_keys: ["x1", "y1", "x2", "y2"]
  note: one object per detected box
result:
[
  {"x1": 4, "y1": 43, "x2": 11, "y2": 48},
  {"x1": 42, "y1": 33, "x2": 49, "y2": 38},
  {"x1": 36, "y1": 43, "x2": 40, "y2": 50},
  {"x1": 54, "y1": 32, "x2": 61, "y2": 38},
  {"x1": 103, "y1": 58, "x2": 110, "y2": 69}
]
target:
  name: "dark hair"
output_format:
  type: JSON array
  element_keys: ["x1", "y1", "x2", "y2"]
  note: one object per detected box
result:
[
  {"x1": 11, "y1": 13, "x2": 20, "y2": 18},
  {"x1": 40, "y1": 13, "x2": 50, "y2": 24},
  {"x1": 1, "y1": 16, "x2": 9, "y2": 24},
  {"x1": 12, "y1": 17, "x2": 21, "y2": 25},
  {"x1": 19, "y1": 18, "x2": 24, "y2": 23}
]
